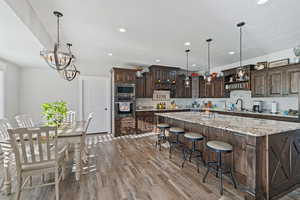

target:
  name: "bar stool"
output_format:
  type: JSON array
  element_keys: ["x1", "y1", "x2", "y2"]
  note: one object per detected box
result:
[
  {"x1": 202, "y1": 140, "x2": 237, "y2": 195},
  {"x1": 155, "y1": 123, "x2": 170, "y2": 151},
  {"x1": 181, "y1": 132, "x2": 204, "y2": 173},
  {"x1": 168, "y1": 127, "x2": 185, "y2": 159}
]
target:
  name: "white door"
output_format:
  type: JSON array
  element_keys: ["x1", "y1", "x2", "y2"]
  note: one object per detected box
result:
[{"x1": 79, "y1": 76, "x2": 110, "y2": 133}]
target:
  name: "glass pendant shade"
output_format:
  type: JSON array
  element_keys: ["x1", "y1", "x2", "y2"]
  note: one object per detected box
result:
[
  {"x1": 184, "y1": 76, "x2": 190, "y2": 88},
  {"x1": 184, "y1": 49, "x2": 191, "y2": 88}
]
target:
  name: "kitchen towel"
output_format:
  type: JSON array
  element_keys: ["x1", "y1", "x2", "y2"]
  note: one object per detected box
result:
[{"x1": 119, "y1": 102, "x2": 130, "y2": 112}]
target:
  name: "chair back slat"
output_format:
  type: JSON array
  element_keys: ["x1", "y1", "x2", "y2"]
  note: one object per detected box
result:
[
  {"x1": 64, "y1": 111, "x2": 76, "y2": 125},
  {"x1": 15, "y1": 114, "x2": 35, "y2": 128},
  {"x1": 18, "y1": 132, "x2": 28, "y2": 164},
  {"x1": 27, "y1": 132, "x2": 36, "y2": 163},
  {"x1": 8, "y1": 127, "x2": 58, "y2": 167},
  {"x1": 0, "y1": 119, "x2": 12, "y2": 141},
  {"x1": 84, "y1": 113, "x2": 94, "y2": 134},
  {"x1": 36, "y1": 134, "x2": 44, "y2": 161}
]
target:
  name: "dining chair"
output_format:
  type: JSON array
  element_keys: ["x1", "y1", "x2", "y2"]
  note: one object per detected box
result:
[
  {"x1": 15, "y1": 114, "x2": 35, "y2": 128},
  {"x1": 82, "y1": 113, "x2": 93, "y2": 163},
  {"x1": 63, "y1": 111, "x2": 76, "y2": 125},
  {"x1": 0, "y1": 119, "x2": 14, "y2": 193},
  {"x1": 8, "y1": 126, "x2": 66, "y2": 200}
]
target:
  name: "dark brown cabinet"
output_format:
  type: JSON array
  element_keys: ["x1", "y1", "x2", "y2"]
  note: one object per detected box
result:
[
  {"x1": 175, "y1": 75, "x2": 192, "y2": 98},
  {"x1": 136, "y1": 76, "x2": 145, "y2": 98},
  {"x1": 251, "y1": 70, "x2": 267, "y2": 97},
  {"x1": 199, "y1": 77, "x2": 225, "y2": 98},
  {"x1": 286, "y1": 67, "x2": 300, "y2": 95},
  {"x1": 268, "y1": 70, "x2": 284, "y2": 96},
  {"x1": 115, "y1": 117, "x2": 136, "y2": 137},
  {"x1": 251, "y1": 63, "x2": 300, "y2": 97},
  {"x1": 114, "y1": 68, "x2": 136, "y2": 84},
  {"x1": 135, "y1": 66, "x2": 193, "y2": 98}
]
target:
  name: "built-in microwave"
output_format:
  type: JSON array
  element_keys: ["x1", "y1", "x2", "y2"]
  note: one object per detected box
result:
[{"x1": 115, "y1": 83, "x2": 135, "y2": 101}]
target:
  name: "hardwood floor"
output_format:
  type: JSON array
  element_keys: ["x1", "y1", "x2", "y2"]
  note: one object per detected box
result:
[{"x1": 1, "y1": 133, "x2": 300, "y2": 200}]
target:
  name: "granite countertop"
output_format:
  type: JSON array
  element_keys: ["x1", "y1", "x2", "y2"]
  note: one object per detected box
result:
[
  {"x1": 204, "y1": 108, "x2": 299, "y2": 119},
  {"x1": 136, "y1": 108, "x2": 190, "y2": 112},
  {"x1": 155, "y1": 112, "x2": 300, "y2": 137}
]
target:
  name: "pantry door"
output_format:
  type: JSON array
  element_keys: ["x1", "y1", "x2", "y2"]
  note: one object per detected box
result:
[{"x1": 79, "y1": 76, "x2": 110, "y2": 133}]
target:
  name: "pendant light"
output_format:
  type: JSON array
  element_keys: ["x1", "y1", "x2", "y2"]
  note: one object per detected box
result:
[
  {"x1": 237, "y1": 22, "x2": 246, "y2": 79},
  {"x1": 184, "y1": 49, "x2": 191, "y2": 88},
  {"x1": 40, "y1": 11, "x2": 75, "y2": 71},
  {"x1": 58, "y1": 43, "x2": 80, "y2": 81},
  {"x1": 204, "y1": 38, "x2": 213, "y2": 84}
]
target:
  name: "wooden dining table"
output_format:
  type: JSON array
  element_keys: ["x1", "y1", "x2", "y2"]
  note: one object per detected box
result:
[{"x1": 2, "y1": 121, "x2": 86, "y2": 195}]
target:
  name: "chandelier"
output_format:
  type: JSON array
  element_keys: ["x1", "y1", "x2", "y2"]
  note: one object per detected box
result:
[
  {"x1": 204, "y1": 38, "x2": 213, "y2": 84},
  {"x1": 184, "y1": 49, "x2": 191, "y2": 88},
  {"x1": 58, "y1": 43, "x2": 80, "y2": 81},
  {"x1": 40, "y1": 11, "x2": 75, "y2": 71}
]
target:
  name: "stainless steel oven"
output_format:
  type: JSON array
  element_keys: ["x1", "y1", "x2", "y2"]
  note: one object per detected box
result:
[
  {"x1": 115, "y1": 83, "x2": 135, "y2": 102},
  {"x1": 115, "y1": 101, "x2": 135, "y2": 118}
]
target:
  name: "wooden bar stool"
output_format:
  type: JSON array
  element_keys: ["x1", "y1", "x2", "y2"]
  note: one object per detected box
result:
[
  {"x1": 202, "y1": 140, "x2": 237, "y2": 195},
  {"x1": 181, "y1": 132, "x2": 204, "y2": 173},
  {"x1": 168, "y1": 127, "x2": 185, "y2": 159},
  {"x1": 155, "y1": 123, "x2": 170, "y2": 151}
]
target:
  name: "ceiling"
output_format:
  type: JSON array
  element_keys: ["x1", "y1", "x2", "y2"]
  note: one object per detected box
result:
[
  {"x1": 0, "y1": 0, "x2": 45, "y2": 68},
  {"x1": 3, "y1": 0, "x2": 300, "y2": 73}
]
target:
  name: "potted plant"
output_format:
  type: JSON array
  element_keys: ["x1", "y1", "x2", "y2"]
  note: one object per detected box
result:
[{"x1": 41, "y1": 101, "x2": 68, "y2": 127}]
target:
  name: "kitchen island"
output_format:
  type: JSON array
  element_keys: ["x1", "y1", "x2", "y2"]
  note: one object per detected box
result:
[{"x1": 155, "y1": 111, "x2": 300, "y2": 200}]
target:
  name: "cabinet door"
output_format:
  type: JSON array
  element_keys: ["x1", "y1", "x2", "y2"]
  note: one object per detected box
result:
[
  {"x1": 175, "y1": 75, "x2": 183, "y2": 98},
  {"x1": 286, "y1": 68, "x2": 300, "y2": 95},
  {"x1": 205, "y1": 83, "x2": 213, "y2": 98},
  {"x1": 268, "y1": 70, "x2": 284, "y2": 96},
  {"x1": 136, "y1": 76, "x2": 145, "y2": 98},
  {"x1": 144, "y1": 72, "x2": 153, "y2": 98},
  {"x1": 199, "y1": 79, "x2": 206, "y2": 98},
  {"x1": 251, "y1": 72, "x2": 267, "y2": 97},
  {"x1": 212, "y1": 78, "x2": 224, "y2": 98}
]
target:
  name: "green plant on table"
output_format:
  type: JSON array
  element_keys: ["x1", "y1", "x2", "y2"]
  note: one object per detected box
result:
[{"x1": 41, "y1": 101, "x2": 68, "y2": 127}]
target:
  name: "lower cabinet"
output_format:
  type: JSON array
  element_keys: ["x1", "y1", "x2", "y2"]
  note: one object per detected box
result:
[
  {"x1": 115, "y1": 117, "x2": 136, "y2": 137},
  {"x1": 136, "y1": 110, "x2": 190, "y2": 134}
]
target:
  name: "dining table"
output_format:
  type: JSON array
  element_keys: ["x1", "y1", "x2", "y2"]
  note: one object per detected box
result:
[{"x1": 2, "y1": 121, "x2": 86, "y2": 195}]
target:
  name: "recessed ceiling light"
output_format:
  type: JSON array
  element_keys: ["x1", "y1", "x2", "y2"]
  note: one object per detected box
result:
[
  {"x1": 108, "y1": 53, "x2": 113, "y2": 56},
  {"x1": 192, "y1": 64, "x2": 197, "y2": 67},
  {"x1": 118, "y1": 28, "x2": 127, "y2": 33},
  {"x1": 228, "y1": 51, "x2": 235, "y2": 55},
  {"x1": 257, "y1": 0, "x2": 269, "y2": 5},
  {"x1": 155, "y1": 59, "x2": 161, "y2": 63},
  {"x1": 184, "y1": 42, "x2": 191, "y2": 46}
]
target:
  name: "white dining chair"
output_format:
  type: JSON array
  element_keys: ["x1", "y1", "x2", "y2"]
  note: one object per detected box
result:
[
  {"x1": 8, "y1": 126, "x2": 66, "y2": 200},
  {"x1": 63, "y1": 111, "x2": 76, "y2": 125},
  {"x1": 15, "y1": 114, "x2": 35, "y2": 128},
  {"x1": 82, "y1": 113, "x2": 93, "y2": 163}
]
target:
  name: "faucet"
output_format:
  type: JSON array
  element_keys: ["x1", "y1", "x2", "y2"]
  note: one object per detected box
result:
[{"x1": 236, "y1": 98, "x2": 244, "y2": 111}]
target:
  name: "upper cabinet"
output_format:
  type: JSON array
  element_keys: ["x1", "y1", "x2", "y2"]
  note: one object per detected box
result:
[
  {"x1": 268, "y1": 69, "x2": 284, "y2": 96},
  {"x1": 113, "y1": 68, "x2": 136, "y2": 84},
  {"x1": 251, "y1": 70, "x2": 267, "y2": 97},
  {"x1": 251, "y1": 63, "x2": 300, "y2": 97},
  {"x1": 175, "y1": 74, "x2": 192, "y2": 98},
  {"x1": 286, "y1": 67, "x2": 300, "y2": 95},
  {"x1": 199, "y1": 77, "x2": 225, "y2": 98}
]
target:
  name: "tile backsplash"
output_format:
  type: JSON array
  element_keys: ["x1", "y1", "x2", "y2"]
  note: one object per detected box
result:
[{"x1": 136, "y1": 90, "x2": 298, "y2": 113}]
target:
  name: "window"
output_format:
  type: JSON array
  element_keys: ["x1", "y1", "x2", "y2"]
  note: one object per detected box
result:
[{"x1": 0, "y1": 70, "x2": 4, "y2": 118}]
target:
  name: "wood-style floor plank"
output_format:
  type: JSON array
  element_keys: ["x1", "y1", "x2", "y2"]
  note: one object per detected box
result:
[{"x1": 0, "y1": 133, "x2": 300, "y2": 200}]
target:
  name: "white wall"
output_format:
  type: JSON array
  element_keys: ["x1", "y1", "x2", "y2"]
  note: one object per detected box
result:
[
  {"x1": 0, "y1": 59, "x2": 20, "y2": 123},
  {"x1": 19, "y1": 68, "x2": 79, "y2": 123}
]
